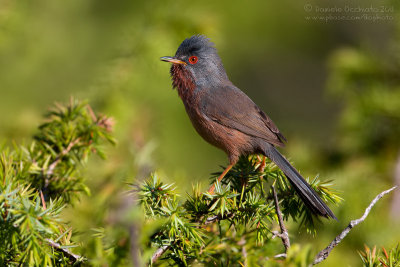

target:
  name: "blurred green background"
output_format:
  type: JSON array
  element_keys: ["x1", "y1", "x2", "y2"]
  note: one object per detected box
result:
[{"x1": 1, "y1": 0, "x2": 399, "y2": 265}]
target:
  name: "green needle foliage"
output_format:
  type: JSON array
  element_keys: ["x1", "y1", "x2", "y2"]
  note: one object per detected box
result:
[
  {"x1": 0, "y1": 98, "x2": 114, "y2": 266},
  {"x1": 28, "y1": 98, "x2": 115, "y2": 201},
  {"x1": 139, "y1": 156, "x2": 342, "y2": 266},
  {"x1": 2, "y1": 98, "x2": 397, "y2": 266}
]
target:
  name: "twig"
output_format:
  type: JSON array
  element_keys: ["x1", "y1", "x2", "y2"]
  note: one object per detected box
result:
[
  {"x1": 151, "y1": 245, "x2": 170, "y2": 264},
  {"x1": 271, "y1": 231, "x2": 286, "y2": 240},
  {"x1": 274, "y1": 253, "x2": 287, "y2": 259},
  {"x1": 313, "y1": 186, "x2": 397, "y2": 265},
  {"x1": 46, "y1": 238, "x2": 83, "y2": 262},
  {"x1": 204, "y1": 215, "x2": 219, "y2": 224},
  {"x1": 238, "y1": 236, "x2": 247, "y2": 266},
  {"x1": 40, "y1": 190, "x2": 46, "y2": 210},
  {"x1": 272, "y1": 185, "x2": 290, "y2": 253},
  {"x1": 46, "y1": 138, "x2": 81, "y2": 178},
  {"x1": 204, "y1": 212, "x2": 235, "y2": 225},
  {"x1": 86, "y1": 104, "x2": 97, "y2": 122}
]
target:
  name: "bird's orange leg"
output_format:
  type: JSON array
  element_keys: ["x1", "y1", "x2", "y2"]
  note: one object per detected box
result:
[
  {"x1": 208, "y1": 163, "x2": 234, "y2": 194},
  {"x1": 258, "y1": 156, "x2": 266, "y2": 173}
]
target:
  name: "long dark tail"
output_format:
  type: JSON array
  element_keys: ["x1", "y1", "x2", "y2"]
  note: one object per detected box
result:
[{"x1": 263, "y1": 144, "x2": 337, "y2": 220}]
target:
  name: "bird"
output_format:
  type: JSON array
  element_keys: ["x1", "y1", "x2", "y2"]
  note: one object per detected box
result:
[{"x1": 160, "y1": 35, "x2": 336, "y2": 219}]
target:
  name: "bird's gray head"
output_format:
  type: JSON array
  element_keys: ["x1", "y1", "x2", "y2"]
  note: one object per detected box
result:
[{"x1": 161, "y1": 35, "x2": 229, "y2": 93}]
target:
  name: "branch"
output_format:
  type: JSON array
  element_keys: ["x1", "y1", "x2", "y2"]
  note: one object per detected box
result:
[
  {"x1": 39, "y1": 190, "x2": 47, "y2": 210},
  {"x1": 313, "y1": 186, "x2": 397, "y2": 265},
  {"x1": 46, "y1": 138, "x2": 81, "y2": 178},
  {"x1": 151, "y1": 245, "x2": 170, "y2": 264},
  {"x1": 272, "y1": 185, "x2": 290, "y2": 253},
  {"x1": 238, "y1": 236, "x2": 247, "y2": 266},
  {"x1": 274, "y1": 253, "x2": 287, "y2": 259},
  {"x1": 46, "y1": 238, "x2": 83, "y2": 262},
  {"x1": 204, "y1": 212, "x2": 235, "y2": 225}
]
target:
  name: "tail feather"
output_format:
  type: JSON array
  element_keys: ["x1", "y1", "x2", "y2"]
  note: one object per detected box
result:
[{"x1": 263, "y1": 144, "x2": 337, "y2": 220}]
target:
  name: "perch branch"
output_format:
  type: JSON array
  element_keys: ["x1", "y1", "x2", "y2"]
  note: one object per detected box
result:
[
  {"x1": 313, "y1": 186, "x2": 397, "y2": 265},
  {"x1": 150, "y1": 183, "x2": 299, "y2": 264},
  {"x1": 272, "y1": 185, "x2": 290, "y2": 253}
]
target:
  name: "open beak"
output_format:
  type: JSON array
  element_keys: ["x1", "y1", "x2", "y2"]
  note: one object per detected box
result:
[{"x1": 160, "y1": 56, "x2": 187, "y2": 65}]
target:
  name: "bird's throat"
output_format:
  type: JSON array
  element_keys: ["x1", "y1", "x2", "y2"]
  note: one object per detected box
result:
[{"x1": 170, "y1": 64, "x2": 196, "y2": 101}]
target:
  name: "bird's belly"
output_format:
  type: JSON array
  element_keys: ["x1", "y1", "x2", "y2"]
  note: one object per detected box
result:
[{"x1": 185, "y1": 106, "x2": 254, "y2": 163}]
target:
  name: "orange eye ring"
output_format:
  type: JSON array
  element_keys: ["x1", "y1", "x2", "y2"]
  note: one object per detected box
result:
[{"x1": 188, "y1": 56, "x2": 198, "y2": 64}]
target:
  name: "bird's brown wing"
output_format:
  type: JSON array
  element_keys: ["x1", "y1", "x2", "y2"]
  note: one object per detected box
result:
[{"x1": 200, "y1": 85, "x2": 286, "y2": 147}]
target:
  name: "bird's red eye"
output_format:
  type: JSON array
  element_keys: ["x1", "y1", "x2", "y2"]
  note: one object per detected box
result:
[{"x1": 188, "y1": 56, "x2": 198, "y2": 64}]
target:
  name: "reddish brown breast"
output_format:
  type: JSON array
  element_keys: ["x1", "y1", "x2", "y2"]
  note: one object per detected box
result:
[
  {"x1": 170, "y1": 64, "x2": 255, "y2": 164},
  {"x1": 170, "y1": 64, "x2": 196, "y2": 101}
]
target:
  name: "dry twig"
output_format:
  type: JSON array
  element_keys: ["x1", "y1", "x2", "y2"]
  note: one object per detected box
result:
[
  {"x1": 272, "y1": 185, "x2": 290, "y2": 253},
  {"x1": 313, "y1": 186, "x2": 397, "y2": 265},
  {"x1": 39, "y1": 190, "x2": 47, "y2": 210},
  {"x1": 46, "y1": 138, "x2": 81, "y2": 178},
  {"x1": 204, "y1": 212, "x2": 235, "y2": 225},
  {"x1": 151, "y1": 245, "x2": 170, "y2": 264},
  {"x1": 46, "y1": 238, "x2": 83, "y2": 262}
]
